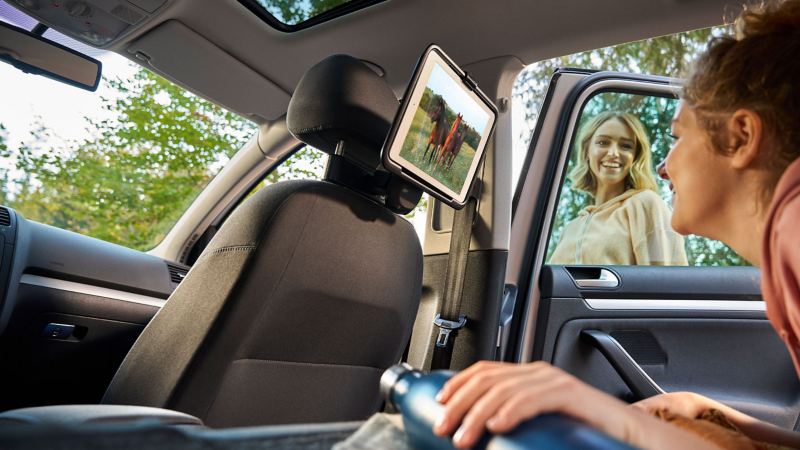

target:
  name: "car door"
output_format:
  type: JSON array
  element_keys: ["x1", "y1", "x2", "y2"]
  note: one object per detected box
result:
[{"x1": 505, "y1": 69, "x2": 800, "y2": 430}]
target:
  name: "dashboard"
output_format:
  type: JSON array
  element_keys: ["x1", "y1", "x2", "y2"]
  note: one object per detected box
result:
[{"x1": 0, "y1": 205, "x2": 188, "y2": 410}]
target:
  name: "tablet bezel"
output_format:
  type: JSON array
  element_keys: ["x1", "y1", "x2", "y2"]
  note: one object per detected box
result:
[{"x1": 382, "y1": 45, "x2": 498, "y2": 209}]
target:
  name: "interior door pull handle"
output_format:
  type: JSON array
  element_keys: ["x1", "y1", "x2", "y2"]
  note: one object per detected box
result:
[
  {"x1": 573, "y1": 269, "x2": 619, "y2": 288},
  {"x1": 581, "y1": 330, "x2": 665, "y2": 400}
]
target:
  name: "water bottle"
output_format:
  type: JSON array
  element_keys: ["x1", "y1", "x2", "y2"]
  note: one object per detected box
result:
[{"x1": 380, "y1": 364, "x2": 635, "y2": 450}]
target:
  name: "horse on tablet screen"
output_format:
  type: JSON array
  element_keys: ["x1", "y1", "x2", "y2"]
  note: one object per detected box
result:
[
  {"x1": 436, "y1": 114, "x2": 464, "y2": 170},
  {"x1": 422, "y1": 97, "x2": 449, "y2": 163},
  {"x1": 444, "y1": 127, "x2": 467, "y2": 170}
]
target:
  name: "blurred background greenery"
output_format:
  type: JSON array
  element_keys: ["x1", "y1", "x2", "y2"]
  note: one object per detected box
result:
[{"x1": 0, "y1": 20, "x2": 744, "y2": 265}]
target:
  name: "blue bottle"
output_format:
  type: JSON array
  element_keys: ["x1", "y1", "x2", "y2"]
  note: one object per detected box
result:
[{"x1": 380, "y1": 364, "x2": 636, "y2": 450}]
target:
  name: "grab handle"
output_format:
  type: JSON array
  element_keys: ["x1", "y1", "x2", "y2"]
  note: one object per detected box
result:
[{"x1": 581, "y1": 330, "x2": 664, "y2": 400}]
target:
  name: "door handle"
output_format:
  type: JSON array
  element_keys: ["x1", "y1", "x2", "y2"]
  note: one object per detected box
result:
[
  {"x1": 581, "y1": 330, "x2": 665, "y2": 400},
  {"x1": 571, "y1": 268, "x2": 619, "y2": 288}
]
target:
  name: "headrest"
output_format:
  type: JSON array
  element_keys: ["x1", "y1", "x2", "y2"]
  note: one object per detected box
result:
[{"x1": 287, "y1": 55, "x2": 398, "y2": 172}]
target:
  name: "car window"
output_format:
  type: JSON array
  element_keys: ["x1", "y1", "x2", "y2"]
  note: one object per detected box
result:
[
  {"x1": 243, "y1": 146, "x2": 429, "y2": 240},
  {"x1": 0, "y1": 34, "x2": 256, "y2": 251},
  {"x1": 545, "y1": 91, "x2": 746, "y2": 267},
  {"x1": 246, "y1": 146, "x2": 328, "y2": 197},
  {"x1": 511, "y1": 25, "x2": 746, "y2": 267}
]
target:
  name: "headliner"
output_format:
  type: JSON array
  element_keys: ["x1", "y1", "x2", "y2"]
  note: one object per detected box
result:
[{"x1": 106, "y1": 0, "x2": 734, "y2": 122}]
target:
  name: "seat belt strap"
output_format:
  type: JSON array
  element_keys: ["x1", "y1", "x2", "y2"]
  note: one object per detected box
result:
[{"x1": 430, "y1": 196, "x2": 477, "y2": 371}]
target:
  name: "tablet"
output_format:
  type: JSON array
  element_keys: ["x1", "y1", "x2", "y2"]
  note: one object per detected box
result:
[{"x1": 382, "y1": 45, "x2": 498, "y2": 209}]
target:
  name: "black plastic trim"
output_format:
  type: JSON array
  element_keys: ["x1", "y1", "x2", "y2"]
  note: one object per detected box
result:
[
  {"x1": 511, "y1": 68, "x2": 595, "y2": 215},
  {"x1": 581, "y1": 329, "x2": 665, "y2": 400}
]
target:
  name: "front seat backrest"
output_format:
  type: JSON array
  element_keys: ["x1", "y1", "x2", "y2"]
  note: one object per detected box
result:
[{"x1": 102, "y1": 55, "x2": 423, "y2": 428}]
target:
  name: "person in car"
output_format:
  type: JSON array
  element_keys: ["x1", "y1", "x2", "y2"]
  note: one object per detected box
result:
[
  {"x1": 548, "y1": 111, "x2": 687, "y2": 266},
  {"x1": 434, "y1": 0, "x2": 800, "y2": 448}
]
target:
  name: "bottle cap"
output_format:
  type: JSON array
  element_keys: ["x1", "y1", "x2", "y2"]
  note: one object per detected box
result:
[{"x1": 379, "y1": 363, "x2": 416, "y2": 409}]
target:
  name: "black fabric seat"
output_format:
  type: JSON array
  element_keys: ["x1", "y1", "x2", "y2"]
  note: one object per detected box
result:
[{"x1": 100, "y1": 55, "x2": 423, "y2": 427}]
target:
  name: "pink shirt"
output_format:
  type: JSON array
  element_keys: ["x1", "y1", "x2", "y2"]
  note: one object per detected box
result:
[{"x1": 761, "y1": 157, "x2": 800, "y2": 376}]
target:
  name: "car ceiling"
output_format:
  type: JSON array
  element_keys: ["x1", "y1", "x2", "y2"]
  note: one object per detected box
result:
[{"x1": 28, "y1": 0, "x2": 735, "y2": 123}]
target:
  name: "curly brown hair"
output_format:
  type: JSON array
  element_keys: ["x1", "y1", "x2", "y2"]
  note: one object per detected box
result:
[{"x1": 683, "y1": 0, "x2": 800, "y2": 201}]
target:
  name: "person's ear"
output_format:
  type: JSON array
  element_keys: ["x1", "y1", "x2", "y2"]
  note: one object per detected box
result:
[{"x1": 727, "y1": 109, "x2": 764, "y2": 170}]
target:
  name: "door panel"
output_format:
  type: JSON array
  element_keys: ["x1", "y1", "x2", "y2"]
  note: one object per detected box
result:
[
  {"x1": 553, "y1": 317, "x2": 799, "y2": 428},
  {"x1": 537, "y1": 266, "x2": 800, "y2": 428},
  {"x1": 534, "y1": 265, "x2": 800, "y2": 428},
  {"x1": 0, "y1": 209, "x2": 181, "y2": 410}
]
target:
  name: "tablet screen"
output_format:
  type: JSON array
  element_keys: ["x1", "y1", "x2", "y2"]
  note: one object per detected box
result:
[{"x1": 385, "y1": 48, "x2": 495, "y2": 206}]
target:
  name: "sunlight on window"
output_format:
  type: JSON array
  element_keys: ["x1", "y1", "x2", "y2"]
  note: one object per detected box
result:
[{"x1": 1, "y1": 49, "x2": 256, "y2": 251}]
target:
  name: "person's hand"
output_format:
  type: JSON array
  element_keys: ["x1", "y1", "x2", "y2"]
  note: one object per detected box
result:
[
  {"x1": 432, "y1": 361, "x2": 643, "y2": 449},
  {"x1": 631, "y1": 391, "x2": 723, "y2": 419}
]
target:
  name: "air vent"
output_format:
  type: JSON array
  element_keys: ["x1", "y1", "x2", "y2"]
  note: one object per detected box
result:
[
  {"x1": 0, "y1": 207, "x2": 10, "y2": 227},
  {"x1": 166, "y1": 262, "x2": 189, "y2": 285}
]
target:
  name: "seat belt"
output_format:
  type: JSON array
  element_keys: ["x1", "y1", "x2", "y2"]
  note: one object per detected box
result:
[{"x1": 430, "y1": 196, "x2": 477, "y2": 371}]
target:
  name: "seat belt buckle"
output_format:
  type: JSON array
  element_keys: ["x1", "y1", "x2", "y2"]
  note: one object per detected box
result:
[{"x1": 433, "y1": 314, "x2": 467, "y2": 348}]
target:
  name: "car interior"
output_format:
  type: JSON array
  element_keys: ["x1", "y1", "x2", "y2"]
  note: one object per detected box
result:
[{"x1": 0, "y1": 0, "x2": 798, "y2": 447}]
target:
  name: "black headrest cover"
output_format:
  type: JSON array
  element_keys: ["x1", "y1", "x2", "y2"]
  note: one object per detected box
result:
[{"x1": 287, "y1": 55, "x2": 399, "y2": 171}]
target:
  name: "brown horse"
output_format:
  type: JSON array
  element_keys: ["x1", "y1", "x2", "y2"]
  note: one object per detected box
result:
[
  {"x1": 435, "y1": 114, "x2": 463, "y2": 170},
  {"x1": 422, "y1": 97, "x2": 449, "y2": 163},
  {"x1": 443, "y1": 127, "x2": 467, "y2": 170}
]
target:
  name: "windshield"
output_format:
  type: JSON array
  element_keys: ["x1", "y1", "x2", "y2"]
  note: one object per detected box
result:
[{"x1": 0, "y1": 4, "x2": 256, "y2": 251}]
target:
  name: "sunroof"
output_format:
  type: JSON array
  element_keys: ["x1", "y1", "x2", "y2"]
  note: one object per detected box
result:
[{"x1": 239, "y1": 0, "x2": 386, "y2": 31}]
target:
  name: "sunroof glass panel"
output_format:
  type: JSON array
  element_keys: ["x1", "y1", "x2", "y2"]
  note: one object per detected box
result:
[{"x1": 253, "y1": 0, "x2": 355, "y2": 26}]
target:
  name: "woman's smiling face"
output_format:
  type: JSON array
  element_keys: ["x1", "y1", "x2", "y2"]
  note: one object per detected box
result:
[
  {"x1": 587, "y1": 118, "x2": 636, "y2": 193},
  {"x1": 664, "y1": 101, "x2": 731, "y2": 237}
]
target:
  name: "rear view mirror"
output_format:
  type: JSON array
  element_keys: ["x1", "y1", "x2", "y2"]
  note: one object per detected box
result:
[{"x1": 0, "y1": 21, "x2": 101, "y2": 91}]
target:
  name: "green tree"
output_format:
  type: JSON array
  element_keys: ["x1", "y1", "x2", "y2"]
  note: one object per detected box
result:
[
  {"x1": 515, "y1": 26, "x2": 746, "y2": 266},
  {"x1": 255, "y1": 0, "x2": 351, "y2": 24},
  {"x1": 1, "y1": 69, "x2": 258, "y2": 250}
]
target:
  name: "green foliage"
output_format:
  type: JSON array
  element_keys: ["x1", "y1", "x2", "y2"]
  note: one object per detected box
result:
[
  {"x1": 515, "y1": 26, "x2": 747, "y2": 266},
  {"x1": 514, "y1": 28, "x2": 720, "y2": 144},
  {"x1": 245, "y1": 146, "x2": 327, "y2": 199},
  {"x1": 1, "y1": 68, "x2": 257, "y2": 250},
  {"x1": 420, "y1": 88, "x2": 435, "y2": 111},
  {"x1": 1, "y1": 25, "x2": 750, "y2": 265},
  {"x1": 255, "y1": 0, "x2": 351, "y2": 25}
]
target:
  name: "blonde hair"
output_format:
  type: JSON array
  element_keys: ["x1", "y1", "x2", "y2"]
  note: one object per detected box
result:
[
  {"x1": 683, "y1": 0, "x2": 800, "y2": 204},
  {"x1": 569, "y1": 111, "x2": 659, "y2": 195}
]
